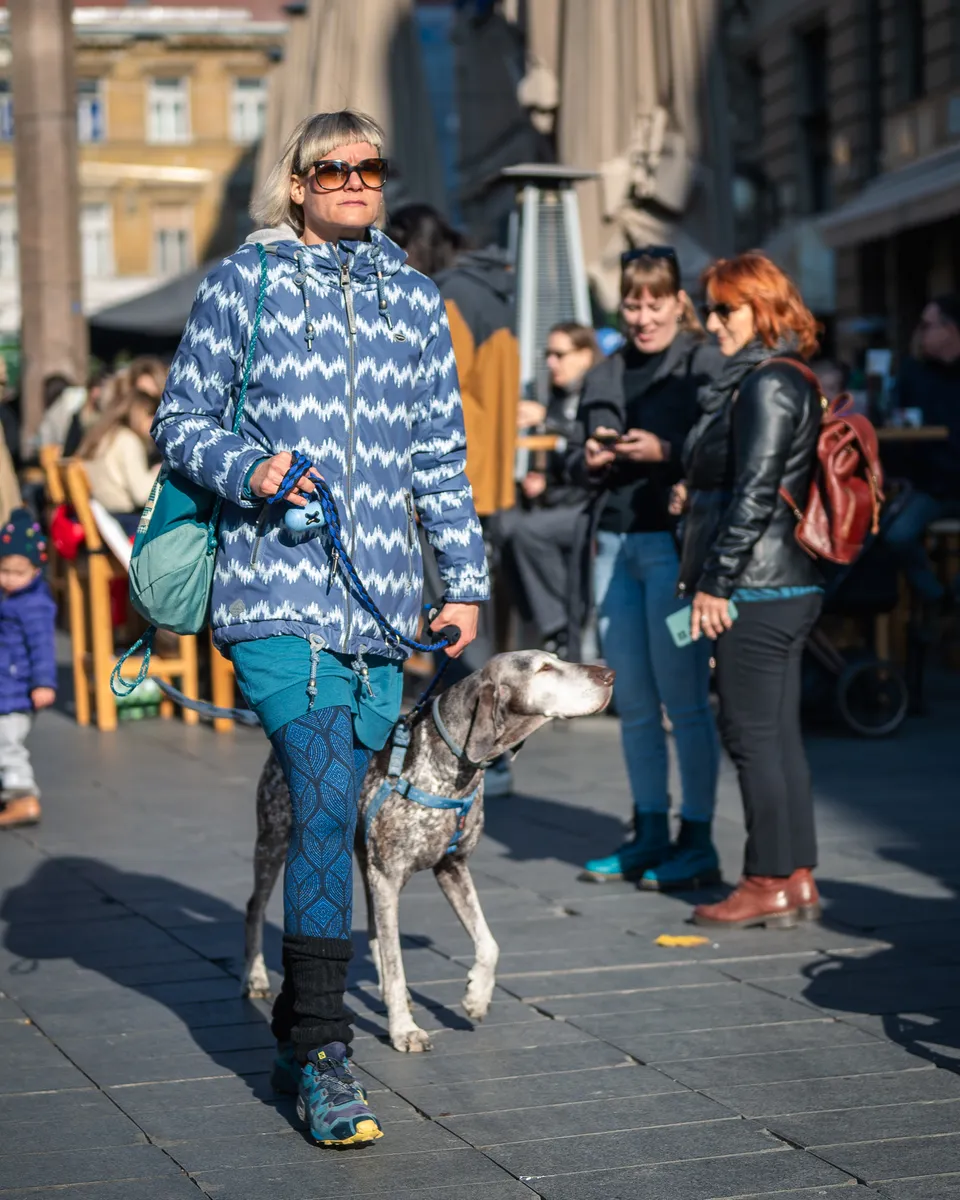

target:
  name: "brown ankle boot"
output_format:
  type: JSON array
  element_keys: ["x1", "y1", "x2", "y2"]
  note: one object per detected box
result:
[
  {"x1": 693, "y1": 875, "x2": 798, "y2": 929},
  {"x1": 0, "y1": 795, "x2": 41, "y2": 829},
  {"x1": 788, "y1": 868, "x2": 821, "y2": 921}
]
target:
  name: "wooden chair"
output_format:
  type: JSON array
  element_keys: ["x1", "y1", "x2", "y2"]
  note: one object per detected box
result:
[
  {"x1": 209, "y1": 631, "x2": 236, "y2": 734},
  {"x1": 38, "y1": 445, "x2": 69, "y2": 616},
  {"x1": 62, "y1": 459, "x2": 200, "y2": 732},
  {"x1": 39, "y1": 448, "x2": 93, "y2": 724}
]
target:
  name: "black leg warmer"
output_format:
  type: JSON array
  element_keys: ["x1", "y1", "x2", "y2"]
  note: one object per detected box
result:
[{"x1": 271, "y1": 934, "x2": 354, "y2": 1062}]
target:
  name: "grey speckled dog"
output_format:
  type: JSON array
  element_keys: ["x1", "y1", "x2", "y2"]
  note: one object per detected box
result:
[{"x1": 242, "y1": 651, "x2": 614, "y2": 1053}]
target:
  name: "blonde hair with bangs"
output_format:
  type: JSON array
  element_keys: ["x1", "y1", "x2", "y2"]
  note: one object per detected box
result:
[
  {"x1": 251, "y1": 109, "x2": 386, "y2": 236},
  {"x1": 620, "y1": 254, "x2": 704, "y2": 339}
]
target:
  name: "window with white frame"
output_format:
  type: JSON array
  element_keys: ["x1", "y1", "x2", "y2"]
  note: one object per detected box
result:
[
  {"x1": 0, "y1": 203, "x2": 17, "y2": 279},
  {"x1": 81, "y1": 204, "x2": 113, "y2": 278},
  {"x1": 230, "y1": 77, "x2": 267, "y2": 143},
  {"x1": 0, "y1": 82, "x2": 13, "y2": 142},
  {"x1": 153, "y1": 205, "x2": 194, "y2": 276},
  {"x1": 147, "y1": 77, "x2": 190, "y2": 144},
  {"x1": 77, "y1": 79, "x2": 105, "y2": 144}
]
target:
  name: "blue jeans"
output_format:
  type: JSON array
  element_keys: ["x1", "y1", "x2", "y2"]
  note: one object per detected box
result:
[
  {"x1": 883, "y1": 491, "x2": 960, "y2": 601},
  {"x1": 594, "y1": 531, "x2": 718, "y2": 823}
]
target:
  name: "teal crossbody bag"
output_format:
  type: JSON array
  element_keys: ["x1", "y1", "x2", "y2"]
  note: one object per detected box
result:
[{"x1": 111, "y1": 242, "x2": 268, "y2": 696}]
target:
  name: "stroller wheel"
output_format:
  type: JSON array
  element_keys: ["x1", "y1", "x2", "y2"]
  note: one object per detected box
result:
[{"x1": 836, "y1": 660, "x2": 909, "y2": 737}]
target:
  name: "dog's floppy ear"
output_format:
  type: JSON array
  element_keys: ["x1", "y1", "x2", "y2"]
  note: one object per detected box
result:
[{"x1": 463, "y1": 678, "x2": 507, "y2": 766}]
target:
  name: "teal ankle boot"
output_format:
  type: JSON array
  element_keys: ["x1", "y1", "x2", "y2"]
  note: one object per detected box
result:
[
  {"x1": 579, "y1": 813, "x2": 671, "y2": 883},
  {"x1": 639, "y1": 819, "x2": 721, "y2": 891}
]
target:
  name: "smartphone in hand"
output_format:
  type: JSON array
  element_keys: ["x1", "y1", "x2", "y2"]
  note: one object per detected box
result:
[{"x1": 666, "y1": 600, "x2": 739, "y2": 647}]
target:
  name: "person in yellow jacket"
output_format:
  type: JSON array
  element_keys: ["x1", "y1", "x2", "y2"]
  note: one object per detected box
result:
[{"x1": 387, "y1": 206, "x2": 519, "y2": 520}]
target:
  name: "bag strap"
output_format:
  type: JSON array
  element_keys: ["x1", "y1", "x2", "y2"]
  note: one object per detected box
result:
[
  {"x1": 207, "y1": 242, "x2": 269, "y2": 552},
  {"x1": 760, "y1": 357, "x2": 824, "y2": 518},
  {"x1": 114, "y1": 244, "x2": 270, "y2": 700}
]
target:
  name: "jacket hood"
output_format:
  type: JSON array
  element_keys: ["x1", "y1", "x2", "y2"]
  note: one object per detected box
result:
[
  {"x1": 244, "y1": 225, "x2": 407, "y2": 284},
  {"x1": 436, "y1": 246, "x2": 514, "y2": 305}
]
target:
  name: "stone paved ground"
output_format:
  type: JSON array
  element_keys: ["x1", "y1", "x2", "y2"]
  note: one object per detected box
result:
[{"x1": 2, "y1": 668, "x2": 960, "y2": 1200}]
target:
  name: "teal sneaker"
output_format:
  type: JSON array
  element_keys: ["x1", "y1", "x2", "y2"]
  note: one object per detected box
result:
[
  {"x1": 297, "y1": 1043, "x2": 383, "y2": 1147},
  {"x1": 270, "y1": 1041, "x2": 300, "y2": 1096},
  {"x1": 639, "y1": 819, "x2": 722, "y2": 891},
  {"x1": 579, "y1": 813, "x2": 671, "y2": 882}
]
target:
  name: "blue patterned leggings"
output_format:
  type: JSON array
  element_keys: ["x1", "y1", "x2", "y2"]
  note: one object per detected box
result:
[{"x1": 269, "y1": 706, "x2": 373, "y2": 940}]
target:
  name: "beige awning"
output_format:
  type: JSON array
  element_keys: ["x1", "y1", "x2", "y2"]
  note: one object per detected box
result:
[
  {"x1": 255, "y1": 0, "x2": 445, "y2": 212},
  {"x1": 818, "y1": 145, "x2": 960, "y2": 248}
]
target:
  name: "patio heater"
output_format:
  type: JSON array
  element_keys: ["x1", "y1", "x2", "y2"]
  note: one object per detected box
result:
[{"x1": 502, "y1": 164, "x2": 598, "y2": 408}]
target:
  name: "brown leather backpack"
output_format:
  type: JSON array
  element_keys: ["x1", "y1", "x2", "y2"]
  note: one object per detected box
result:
[{"x1": 765, "y1": 357, "x2": 884, "y2": 566}]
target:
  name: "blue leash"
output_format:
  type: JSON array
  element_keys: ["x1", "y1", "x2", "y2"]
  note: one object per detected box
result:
[{"x1": 271, "y1": 451, "x2": 461, "y2": 654}]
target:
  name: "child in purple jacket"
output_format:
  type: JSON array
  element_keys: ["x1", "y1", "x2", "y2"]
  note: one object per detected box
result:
[{"x1": 0, "y1": 509, "x2": 56, "y2": 829}]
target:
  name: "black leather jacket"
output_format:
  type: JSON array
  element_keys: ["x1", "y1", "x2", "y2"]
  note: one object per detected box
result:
[{"x1": 678, "y1": 355, "x2": 823, "y2": 598}]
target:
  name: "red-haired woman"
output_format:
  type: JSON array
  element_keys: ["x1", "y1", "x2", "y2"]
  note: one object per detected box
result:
[{"x1": 677, "y1": 251, "x2": 823, "y2": 930}]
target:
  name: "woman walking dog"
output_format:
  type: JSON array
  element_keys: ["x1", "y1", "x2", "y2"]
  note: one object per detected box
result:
[{"x1": 153, "y1": 110, "x2": 487, "y2": 1146}]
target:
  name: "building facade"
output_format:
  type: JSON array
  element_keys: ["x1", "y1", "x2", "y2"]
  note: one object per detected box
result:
[
  {"x1": 728, "y1": 0, "x2": 960, "y2": 364},
  {"x1": 0, "y1": 3, "x2": 286, "y2": 335}
]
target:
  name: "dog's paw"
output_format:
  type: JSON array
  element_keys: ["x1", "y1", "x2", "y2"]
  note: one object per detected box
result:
[
  {"x1": 462, "y1": 991, "x2": 490, "y2": 1021},
  {"x1": 241, "y1": 954, "x2": 272, "y2": 1000},
  {"x1": 462, "y1": 963, "x2": 496, "y2": 1021},
  {"x1": 390, "y1": 1027, "x2": 433, "y2": 1053}
]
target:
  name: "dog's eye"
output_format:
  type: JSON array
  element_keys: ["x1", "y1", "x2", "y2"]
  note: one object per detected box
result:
[{"x1": 537, "y1": 661, "x2": 556, "y2": 673}]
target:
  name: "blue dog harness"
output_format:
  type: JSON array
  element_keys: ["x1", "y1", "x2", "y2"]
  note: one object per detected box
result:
[{"x1": 363, "y1": 698, "x2": 481, "y2": 855}]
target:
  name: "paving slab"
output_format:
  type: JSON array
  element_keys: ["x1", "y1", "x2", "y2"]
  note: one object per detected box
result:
[
  {"x1": 527, "y1": 1149, "x2": 853, "y2": 1199},
  {"x1": 877, "y1": 1175, "x2": 960, "y2": 1198},
  {"x1": 190, "y1": 1148, "x2": 524, "y2": 1199},
  {"x1": 814, "y1": 1134, "x2": 960, "y2": 1184},
  {"x1": 655, "y1": 1040, "x2": 928, "y2": 1090},
  {"x1": 437, "y1": 1088, "x2": 730, "y2": 1146},
  {"x1": 701, "y1": 1066, "x2": 960, "y2": 1117},
  {"x1": 0, "y1": 1180, "x2": 208, "y2": 1200},
  {"x1": 604, "y1": 1018, "x2": 875, "y2": 1064},
  {"x1": 390, "y1": 1063, "x2": 678, "y2": 1118},
  {"x1": 758, "y1": 1099, "x2": 960, "y2": 1147},
  {"x1": 0, "y1": 1143, "x2": 187, "y2": 1190},
  {"x1": 483, "y1": 1118, "x2": 776, "y2": 1177},
  {"x1": 0, "y1": 1087, "x2": 146, "y2": 1154}
]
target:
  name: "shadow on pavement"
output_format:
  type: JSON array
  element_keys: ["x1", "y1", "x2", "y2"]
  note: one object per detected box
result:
[{"x1": 799, "y1": 848, "x2": 960, "y2": 1073}]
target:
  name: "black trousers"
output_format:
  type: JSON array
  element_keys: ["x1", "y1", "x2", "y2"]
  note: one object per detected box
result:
[
  {"x1": 497, "y1": 504, "x2": 580, "y2": 640},
  {"x1": 714, "y1": 593, "x2": 822, "y2": 878}
]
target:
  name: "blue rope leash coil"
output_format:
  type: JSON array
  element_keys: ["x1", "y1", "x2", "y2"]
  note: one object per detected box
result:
[{"x1": 271, "y1": 451, "x2": 460, "y2": 655}]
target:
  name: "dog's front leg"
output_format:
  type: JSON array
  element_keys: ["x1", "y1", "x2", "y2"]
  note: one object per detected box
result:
[
  {"x1": 434, "y1": 857, "x2": 499, "y2": 1021},
  {"x1": 368, "y1": 867, "x2": 432, "y2": 1053}
]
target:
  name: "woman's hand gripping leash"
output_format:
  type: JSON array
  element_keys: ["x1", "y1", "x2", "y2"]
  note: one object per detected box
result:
[{"x1": 262, "y1": 450, "x2": 480, "y2": 657}]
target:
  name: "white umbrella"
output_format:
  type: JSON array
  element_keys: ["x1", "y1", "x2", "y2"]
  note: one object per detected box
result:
[{"x1": 256, "y1": 0, "x2": 446, "y2": 212}]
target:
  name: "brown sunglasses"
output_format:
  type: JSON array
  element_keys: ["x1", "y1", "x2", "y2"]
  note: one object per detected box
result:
[{"x1": 301, "y1": 158, "x2": 389, "y2": 192}]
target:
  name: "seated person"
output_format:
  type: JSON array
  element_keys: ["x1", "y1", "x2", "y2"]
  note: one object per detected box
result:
[
  {"x1": 884, "y1": 295, "x2": 960, "y2": 607},
  {"x1": 497, "y1": 322, "x2": 600, "y2": 654},
  {"x1": 76, "y1": 389, "x2": 160, "y2": 537},
  {"x1": 64, "y1": 356, "x2": 167, "y2": 458}
]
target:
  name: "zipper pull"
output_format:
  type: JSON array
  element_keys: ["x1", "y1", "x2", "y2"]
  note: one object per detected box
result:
[
  {"x1": 404, "y1": 494, "x2": 415, "y2": 548},
  {"x1": 339, "y1": 259, "x2": 357, "y2": 335}
]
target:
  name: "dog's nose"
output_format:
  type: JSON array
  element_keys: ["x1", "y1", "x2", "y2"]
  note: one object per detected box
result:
[{"x1": 585, "y1": 664, "x2": 615, "y2": 688}]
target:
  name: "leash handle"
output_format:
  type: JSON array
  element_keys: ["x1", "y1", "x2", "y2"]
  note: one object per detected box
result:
[{"x1": 271, "y1": 453, "x2": 461, "y2": 653}]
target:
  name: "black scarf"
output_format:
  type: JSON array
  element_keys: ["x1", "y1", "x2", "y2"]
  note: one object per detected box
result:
[{"x1": 682, "y1": 338, "x2": 792, "y2": 469}]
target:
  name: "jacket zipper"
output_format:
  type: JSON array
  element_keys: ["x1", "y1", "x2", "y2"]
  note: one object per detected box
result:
[
  {"x1": 340, "y1": 252, "x2": 357, "y2": 654},
  {"x1": 404, "y1": 492, "x2": 415, "y2": 551}
]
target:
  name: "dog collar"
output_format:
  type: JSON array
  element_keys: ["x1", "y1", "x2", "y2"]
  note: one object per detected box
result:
[{"x1": 431, "y1": 696, "x2": 472, "y2": 764}]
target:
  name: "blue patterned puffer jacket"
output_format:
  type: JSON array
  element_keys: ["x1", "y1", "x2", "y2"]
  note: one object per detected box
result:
[{"x1": 153, "y1": 228, "x2": 489, "y2": 660}]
